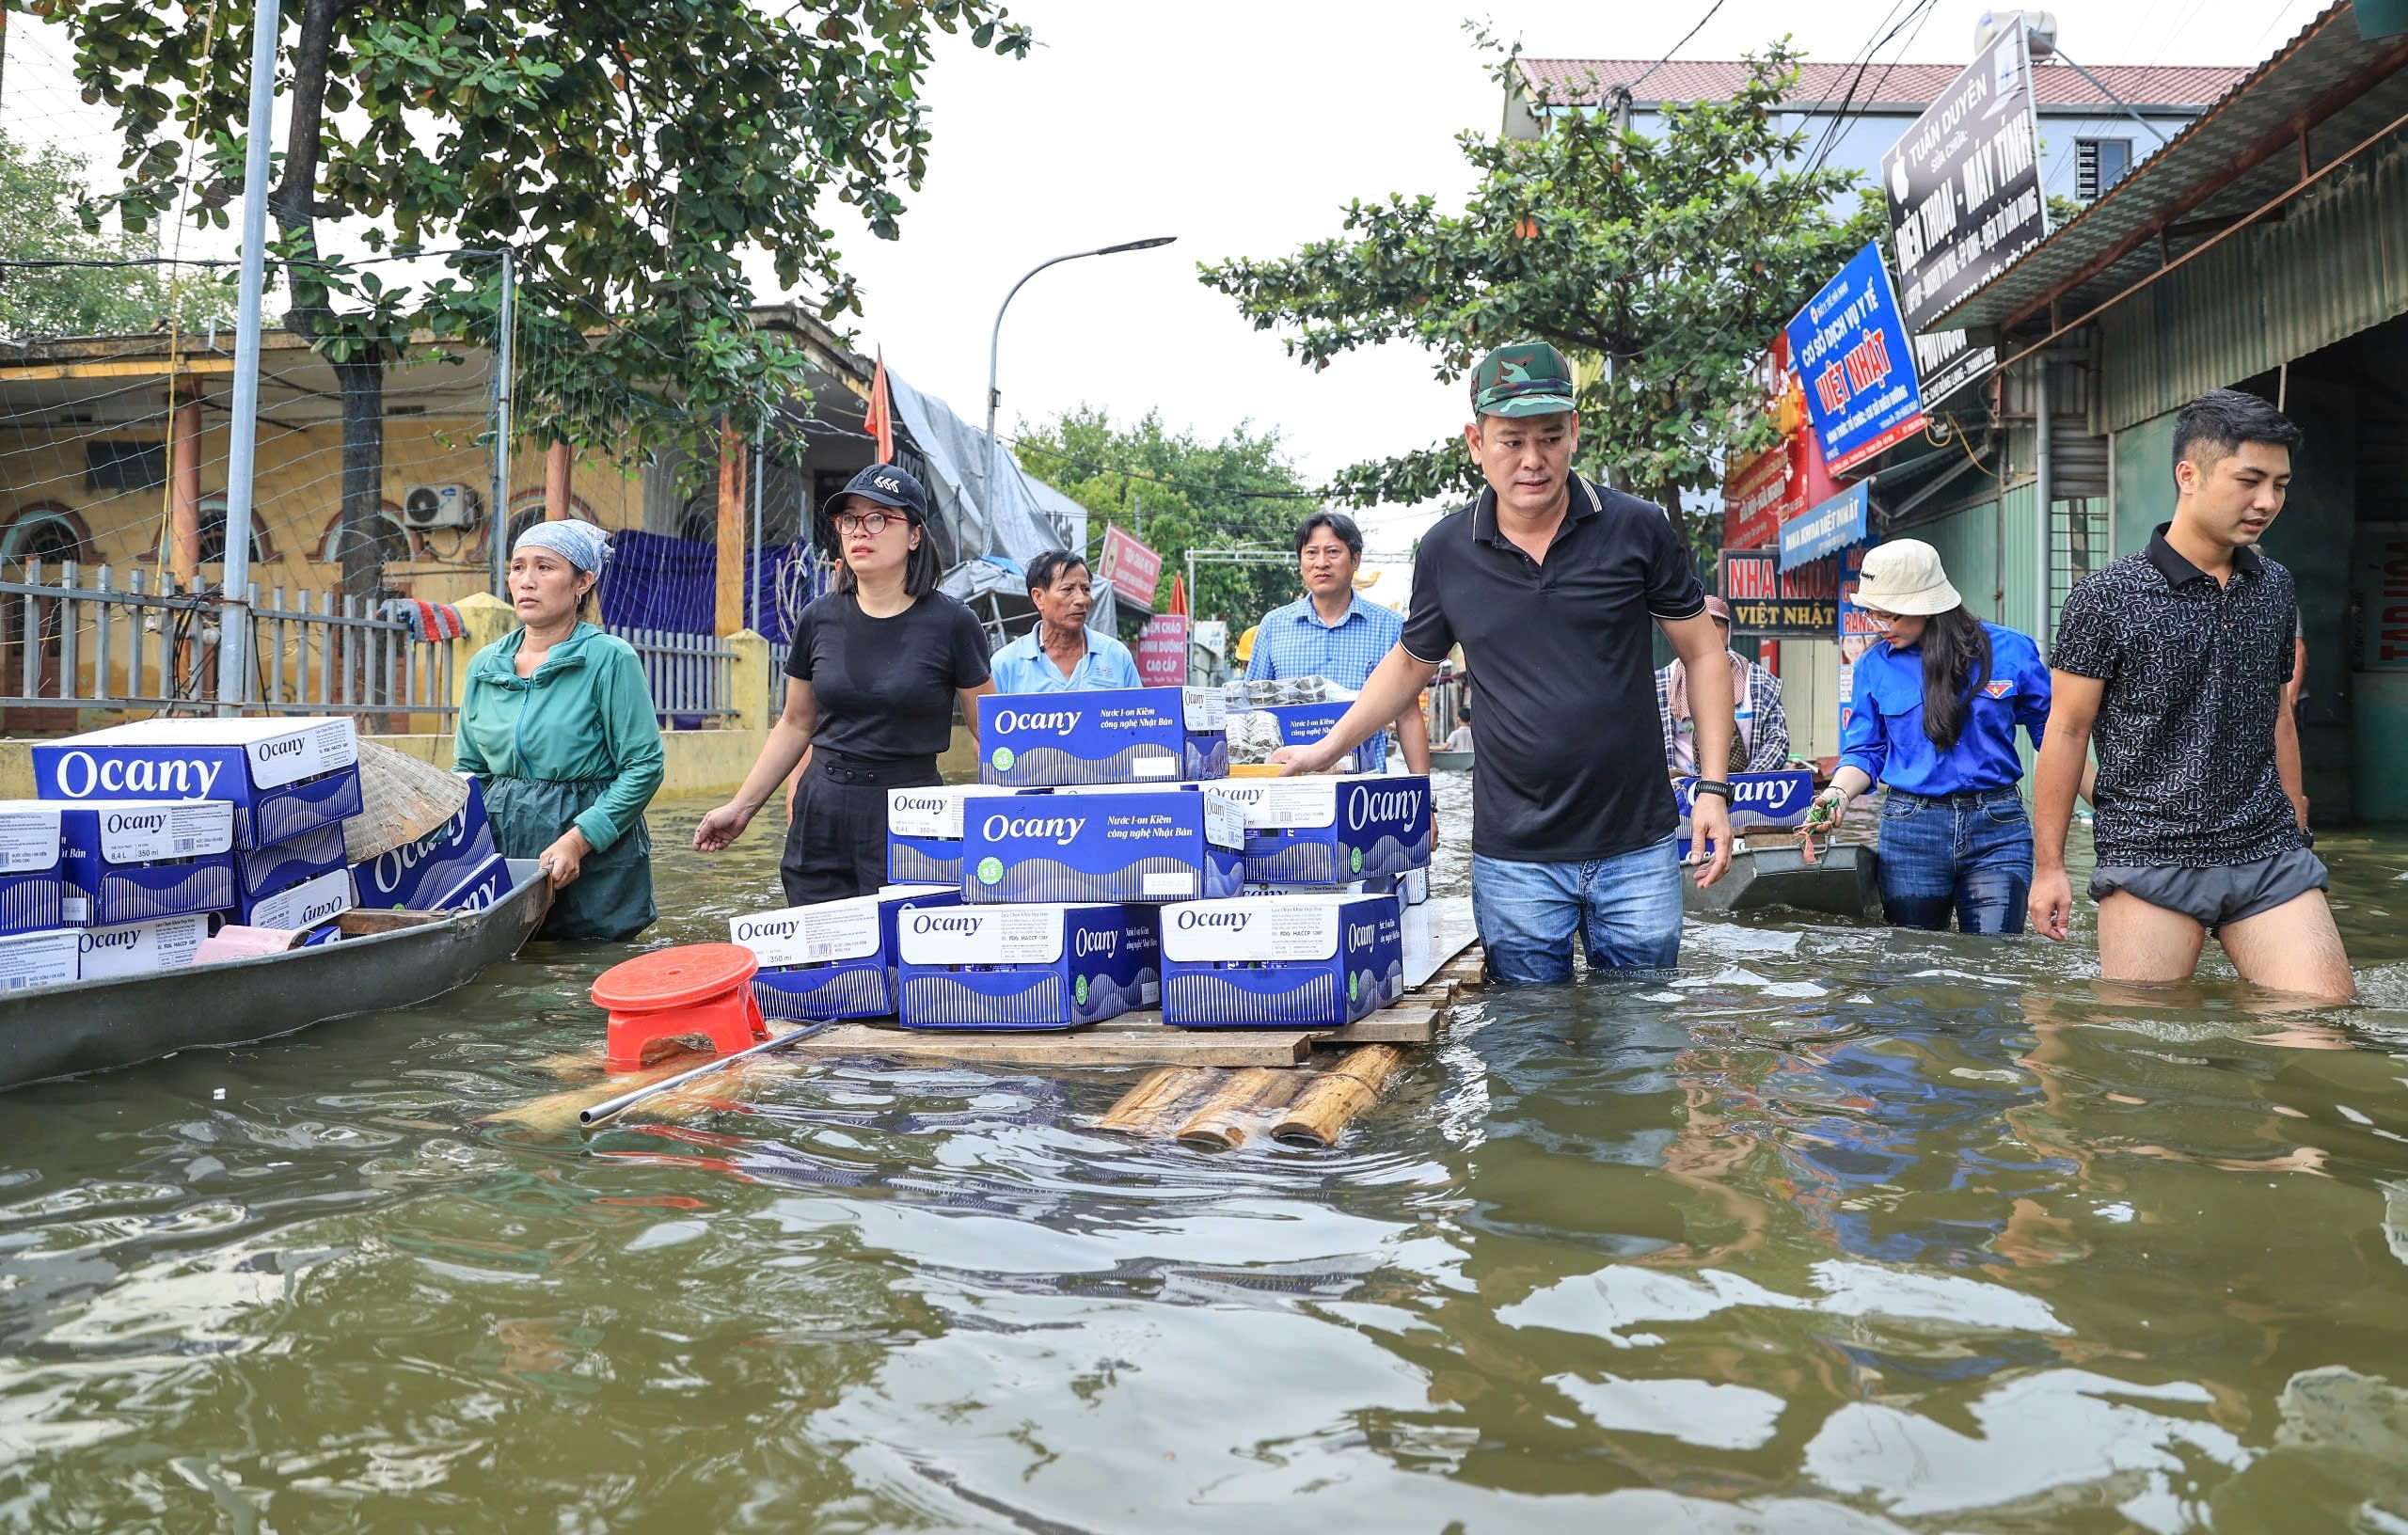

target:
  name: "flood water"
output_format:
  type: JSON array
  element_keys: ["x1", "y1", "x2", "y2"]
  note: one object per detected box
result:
[{"x1": 5, "y1": 775, "x2": 2408, "y2": 1532}]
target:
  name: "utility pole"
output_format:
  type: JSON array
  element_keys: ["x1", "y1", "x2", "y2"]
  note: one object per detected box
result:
[{"x1": 215, "y1": 0, "x2": 281, "y2": 710}]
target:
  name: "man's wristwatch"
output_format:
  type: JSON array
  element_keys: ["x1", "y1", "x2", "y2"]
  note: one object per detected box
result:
[{"x1": 1690, "y1": 779, "x2": 1735, "y2": 800}]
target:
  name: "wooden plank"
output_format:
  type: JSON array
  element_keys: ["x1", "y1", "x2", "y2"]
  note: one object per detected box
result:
[
  {"x1": 0, "y1": 357, "x2": 238, "y2": 381},
  {"x1": 1308, "y1": 1006, "x2": 1438, "y2": 1046}
]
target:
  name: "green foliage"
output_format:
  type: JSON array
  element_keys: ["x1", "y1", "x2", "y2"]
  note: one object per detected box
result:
[
  {"x1": 35, "y1": 0, "x2": 1034, "y2": 457},
  {"x1": 1012, "y1": 406, "x2": 1319, "y2": 625},
  {"x1": 1201, "y1": 33, "x2": 1885, "y2": 550},
  {"x1": 0, "y1": 129, "x2": 238, "y2": 341}
]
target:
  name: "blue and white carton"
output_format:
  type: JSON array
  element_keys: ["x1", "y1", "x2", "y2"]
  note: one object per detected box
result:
[
  {"x1": 76, "y1": 912, "x2": 210, "y2": 982},
  {"x1": 236, "y1": 820, "x2": 350, "y2": 905},
  {"x1": 979, "y1": 687, "x2": 1228, "y2": 787},
  {"x1": 959, "y1": 786, "x2": 1244, "y2": 904},
  {"x1": 896, "y1": 902, "x2": 1160, "y2": 1030},
  {"x1": 33, "y1": 717, "x2": 361, "y2": 848},
  {"x1": 434, "y1": 853, "x2": 514, "y2": 913},
  {"x1": 732, "y1": 883, "x2": 960, "y2": 1022},
  {"x1": 1211, "y1": 773, "x2": 1432, "y2": 885},
  {"x1": 0, "y1": 802, "x2": 64, "y2": 934},
  {"x1": 0, "y1": 928, "x2": 81, "y2": 992},
  {"x1": 237, "y1": 866, "x2": 355, "y2": 930},
  {"x1": 1160, "y1": 893, "x2": 1404, "y2": 1030},
  {"x1": 885, "y1": 784, "x2": 1032, "y2": 886},
  {"x1": 1673, "y1": 769, "x2": 1816, "y2": 858},
  {"x1": 50, "y1": 799, "x2": 235, "y2": 928},
  {"x1": 352, "y1": 778, "x2": 499, "y2": 910}
]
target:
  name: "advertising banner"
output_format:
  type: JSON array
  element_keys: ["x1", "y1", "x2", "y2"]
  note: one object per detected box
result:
[
  {"x1": 1720, "y1": 331, "x2": 1840, "y2": 550},
  {"x1": 1837, "y1": 543, "x2": 1878, "y2": 736},
  {"x1": 1721, "y1": 445, "x2": 1790, "y2": 554},
  {"x1": 1780, "y1": 483, "x2": 1871, "y2": 572},
  {"x1": 1786, "y1": 244, "x2": 1927, "y2": 476},
  {"x1": 1719, "y1": 547, "x2": 1839, "y2": 637},
  {"x1": 1882, "y1": 21, "x2": 2050, "y2": 336},
  {"x1": 1097, "y1": 524, "x2": 1164, "y2": 609},
  {"x1": 1136, "y1": 614, "x2": 1190, "y2": 687}
]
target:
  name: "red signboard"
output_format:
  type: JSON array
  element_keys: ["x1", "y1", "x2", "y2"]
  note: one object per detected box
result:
[
  {"x1": 1136, "y1": 614, "x2": 1189, "y2": 687},
  {"x1": 1721, "y1": 445, "x2": 1789, "y2": 552},
  {"x1": 1719, "y1": 331, "x2": 1840, "y2": 550},
  {"x1": 1719, "y1": 547, "x2": 1840, "y2": 636},
  {"x1": 1097, "y1": 525, "x2": 1164, "y2": 609}
]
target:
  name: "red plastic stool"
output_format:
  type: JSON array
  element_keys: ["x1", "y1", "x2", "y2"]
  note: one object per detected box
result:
[{"x1": 591, "y1": 944, "x2": 767, "y2": 1071}]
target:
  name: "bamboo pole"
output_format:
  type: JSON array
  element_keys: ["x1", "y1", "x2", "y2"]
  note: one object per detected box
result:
[
  {"x1": 1272, "y1": 1045, "x2": 1411, "y2": 1149},
  {"x1": 1095, "y1": 1066, "x2": 1221, "y2": 1137},
  {"x1": 1173, "y1": 1067, "x2": 1307, "y2": 1151}
]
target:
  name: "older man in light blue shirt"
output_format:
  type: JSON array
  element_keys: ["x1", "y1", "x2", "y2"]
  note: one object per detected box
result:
[
  {"x1": 1246, "y1": 512, "x2": 1429, "y2": 774},
  {"x1": 990, "y1": 549, "x2": 1142, "y2": 694}
]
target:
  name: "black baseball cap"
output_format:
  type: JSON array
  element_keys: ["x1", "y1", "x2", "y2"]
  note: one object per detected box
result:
[{"x1": 837, "y1": 463, "x2": 931, "y2": 523}]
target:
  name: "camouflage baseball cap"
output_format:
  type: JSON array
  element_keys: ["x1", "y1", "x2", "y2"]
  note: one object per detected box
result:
[{"x1": 1469, "y1": 340, "x2": 1577, "y2": 419}]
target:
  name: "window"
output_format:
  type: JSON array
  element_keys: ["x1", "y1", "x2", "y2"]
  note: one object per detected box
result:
[
  {"x1": 2077, "y1": 138, "x2": 2132, "y2": 202},
  {"x1": 85, "y1": 440, "x2": 167, "y2": 494},
  {"x1": 197, "y1": 497, "x2": 270, "y2": 567}
]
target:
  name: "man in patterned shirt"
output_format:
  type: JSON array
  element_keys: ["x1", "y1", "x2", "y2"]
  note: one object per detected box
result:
[
  {"x1": 1244, "y1": 511, "x2": 1431, "y2": 775},
  {"x1": 1656, "y1": 595, "x2": 1791, "y2": 775},
  {"x1": 2030, "y1": 389, "x2": 2351, "y2": 1000}
]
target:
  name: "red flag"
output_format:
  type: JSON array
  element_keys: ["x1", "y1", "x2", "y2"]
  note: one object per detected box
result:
[
  {"x1": 863, "y1": 350, "x2": 895, "y2": 465},
  {"x1": 1167, "y1": 573, "x2": 1188, "y2": 616}
]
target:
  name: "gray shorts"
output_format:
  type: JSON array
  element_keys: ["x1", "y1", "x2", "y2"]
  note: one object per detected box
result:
[{"x1": 2089, "y1": 847, "x2": 2329, "y2": 930}]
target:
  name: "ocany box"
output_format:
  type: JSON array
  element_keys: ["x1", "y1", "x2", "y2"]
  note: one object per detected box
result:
[
  {"x1": 731, "y1": 883, "x2": 960, "y2": 1021},
  {"x1": 1673, "y1": 769, "x2": 1817, "y2": 857},
  {"x1": 32, "y1": 717, "x2": 362, "y2": 848},
  {"x1": 959, "y1": 785, "x2": 1244, "y2": 904},
  {"x1": 885, "y1": 784, "x2": 1033, "y2": 886},
  {"x1": 978, "y1": 688, "x2": 1228, "y2": 787},
  {"x1": 1209, "y1": 773, "x2": 1433, "y2": 885},
  {"x1": 352, "y1": 778, "x2": 499, "y2": 910},
  {"x1": 0, "y1": 802, "x2": 64, "y2": 935},
  {"x1": 235, "y1": 820, "x2": 350, "y2": 905},
  {"x1": 75, "y1": 911, "x2": 211, "y2": 982},
  {"x1": 236, "y1": 866, "x2": 355, "y2": 930},
  {"x1": 434, "y1": 853, "x2": 514, "y2": 913},
  {"x1": 1160, "y1": 892, "x2": 1404, "y2": 1030},
  {"x1": 896, "y1": 902, "x2": 1160, "y2": 1030},
  {"x1": 46, "y1": 799, "x2": 236, "y2": 928},
  {"x1": 0, "y1": 928, "x2": 81, "y2": 992}
]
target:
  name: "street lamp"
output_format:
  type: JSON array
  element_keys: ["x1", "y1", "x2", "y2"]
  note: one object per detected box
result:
[{"x1": 983, "y1": 236, "x2": 1177, "y2": 557}]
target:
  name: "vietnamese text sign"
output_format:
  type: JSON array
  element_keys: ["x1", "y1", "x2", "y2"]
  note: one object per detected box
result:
[
  {"x1": 1838, "y1": 542, "x2": 1877, "y2": 735},
  {"x1": 1786, "y1": 245, "x2": 1926, "y2": 476},
  {"x1": 1911, "y1": 325, "x2": 1998, "y2": 412},
  {"x1": 1882, "y1": 23, "x2": 2048, "y2": 334},
  {"x1": 2356, "y1": 524, "x2": 2408, "y2": 671},
  {"x1": 1780, "y1": 483, "x2": 1870, "y2": 572},
  {"x1": 1721, "y1": 446, "x2": 1790, "y2": 552},
  {"x1": 1096, "y1": 524, "x2": 1164, "y2": 609},
  {"x1": 1136, "y1": 613, "x2": 1189, "y2": 687},
  {"x1": 1720, "y1": 547, "x2": 1839, "y2": 636}
]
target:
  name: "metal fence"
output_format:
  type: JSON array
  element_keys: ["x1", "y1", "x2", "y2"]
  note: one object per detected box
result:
[
  {"x1": 0, "y1": 560, "x2": 454, "y2": 722},
  {"x1": 612, "y1": 626, "x2": 737, "y2": 721}
]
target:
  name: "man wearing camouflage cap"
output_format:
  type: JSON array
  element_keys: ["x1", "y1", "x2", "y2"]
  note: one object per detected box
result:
[{"x1": 1277, "y1": 340, "x2": 1734, "y2": 984}]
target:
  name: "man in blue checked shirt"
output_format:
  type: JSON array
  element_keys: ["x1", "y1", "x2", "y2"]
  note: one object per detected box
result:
[
  {"x1": 990, "y1": 549, "x2": 1142, "y2": 694},
  {"x1": 1244, "y1": 512, "x2": 1431, "y2": 775}
]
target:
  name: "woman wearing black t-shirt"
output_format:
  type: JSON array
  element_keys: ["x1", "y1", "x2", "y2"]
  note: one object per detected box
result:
[{"x1": 694, "y1": 464, "x2": 992, "y2": 903}]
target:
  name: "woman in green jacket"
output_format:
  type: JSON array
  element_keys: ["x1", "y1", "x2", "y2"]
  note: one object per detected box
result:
[{"x1": 454, "y1": 520, "x2": 666, "y2": 941}]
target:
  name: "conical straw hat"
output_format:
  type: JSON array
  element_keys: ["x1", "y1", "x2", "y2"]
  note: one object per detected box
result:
[{"x1": 343, "y1": 739, "x2": 472, "y2": 863}]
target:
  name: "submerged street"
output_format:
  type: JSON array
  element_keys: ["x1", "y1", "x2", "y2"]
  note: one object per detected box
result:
[{"x1": 3, "y1": 776, "x2": 2405, "y2": 1531}]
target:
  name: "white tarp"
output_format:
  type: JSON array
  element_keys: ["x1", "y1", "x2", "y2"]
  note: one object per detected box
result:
[{"x1": 882, "y1": 368, "x2": 1085, "y2": 606}]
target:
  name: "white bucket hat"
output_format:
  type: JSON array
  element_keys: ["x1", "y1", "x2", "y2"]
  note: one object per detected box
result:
[{"x1": 1852, "y1": 539, "x2": 1963, "y2": 617}]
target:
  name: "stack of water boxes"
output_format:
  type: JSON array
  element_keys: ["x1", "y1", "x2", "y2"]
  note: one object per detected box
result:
[
  {"x1": 724, "y1": 683, "x2": 1431, "y2": 1034},
  {"x1": 0, "y1": 717, "x2": 507, "y2": 989}
]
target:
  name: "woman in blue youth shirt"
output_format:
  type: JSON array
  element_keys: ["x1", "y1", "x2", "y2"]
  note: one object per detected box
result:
[{"x1": 1809, "y1": 540, "x2": 2052, "y2": 933}]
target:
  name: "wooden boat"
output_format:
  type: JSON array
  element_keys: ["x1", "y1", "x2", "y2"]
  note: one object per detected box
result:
[
  {"x1": 1428, "y1": 749, "x2": 1474, "y2": 771},
  {"x1": 1685, "y1": 833, "x2": 1879, "y2": 919},
  {"x1": 0, "y1": 858, "x2": 553, "y2": 1092}
]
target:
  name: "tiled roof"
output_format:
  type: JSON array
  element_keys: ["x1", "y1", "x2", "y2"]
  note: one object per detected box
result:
[{"x1": 1515, "y1": 57, "x2": 2250, "y2": 113}]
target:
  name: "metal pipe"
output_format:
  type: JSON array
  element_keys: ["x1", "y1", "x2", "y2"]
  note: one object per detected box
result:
[
  {"x1": 750, "y1": 425, "x2": 764, "y2": 633},
  {"x1": 579, "y1": 1019, "x2": 841, "y2": 1126},
  {"x1": 491, "y1": 245, "x2": 514, "y2": 597},
  {"x1": 215, "y1": 0, "x2": 281, "y2": 711},
  {"x1": 2034, "y1": 356, "x2": 2052, "y2": 642},
  {"x1": 985, "y1": 237, "x2": 1175, "y2": 561}
]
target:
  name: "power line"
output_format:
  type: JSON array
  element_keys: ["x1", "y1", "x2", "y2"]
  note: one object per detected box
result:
[{"x1": 1618, "y1": 0, "x2": 1730, "y2": 95}]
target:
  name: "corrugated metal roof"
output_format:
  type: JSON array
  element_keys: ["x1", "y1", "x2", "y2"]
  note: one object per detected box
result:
[
  {"x1": 1932, "y1": 3, "x2": 2408, "y2": 330},
  {"x1": 1514, "y1": 57, "x2": 2247, "y2": 113}
]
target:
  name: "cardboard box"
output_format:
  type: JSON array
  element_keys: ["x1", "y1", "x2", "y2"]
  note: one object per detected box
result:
[
  {"x1": 352, "y1": 778, "x2": 499, "y2": 910},
  {"x1": 959, "y1": 785, "x2": 1244, "y2": 904},
  {"x1": 885, "y1": 784, "x2": 1030, "y2": 886},
  {"x1": 0, "y1": 928, "x2": 81, "y2": 993},
  {"x1": 896, "y1": 902, "x2": 1160, "y2": 1030},
  {"x1": 237, "y1": 866, "x2": 355, "y2": 930},
  {"x1": 75, "y1": 912, "x2": 211, "y2": 981},
  {"x1": 978, "y1": 688, "x2": 1228, "y2": 786},
  {"x1": 1209, "y1": 773, "x2": 1433, "y2": 884},
  {"x1": 235, "y1": 820, "x2": 350, "y2": 903},
  {"x1": 732, "y1": 883, "x2": 959, "y2": 1022},
  {"x1": 46, "y1": 799, "x2": 237, "y2": 928},
  {"x1": 1160, "y1": 893, "x2": 1404, "y2": 1029},
  {"x1": 0, "y1": 801, "x2": 64, "y2": 935},
  {"x1": 32, "y1": 717, "x2": 362, "y2": 848},
  {"x1": 434, "y1": 854, "x2": 514, "y2": 913},
  {"x1": 1673, "y1": 769, "x2": 1818, "y2": 858}
]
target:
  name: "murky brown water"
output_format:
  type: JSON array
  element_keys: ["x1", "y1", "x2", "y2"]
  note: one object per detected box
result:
[{"x1": 4, "y1": 778, "x2": 2407, "y2": 1531}]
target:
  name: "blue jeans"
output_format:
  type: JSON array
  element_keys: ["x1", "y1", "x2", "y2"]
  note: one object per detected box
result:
[
  {"x1": 1876, "y1": 786, "x2": 2033, "y2": 934},
  {"x1": 1471, "y1": 836, "x2": 1684, "y2": 985}
]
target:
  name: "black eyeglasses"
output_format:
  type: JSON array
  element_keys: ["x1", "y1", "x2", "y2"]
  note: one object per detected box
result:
[{"x1": 833, "y1": 511, "x2": 902, "y2": 536}]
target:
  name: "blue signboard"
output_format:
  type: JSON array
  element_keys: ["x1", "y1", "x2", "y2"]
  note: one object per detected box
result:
[
  {"x1": 1784, "y1": 243, "x2": 1926, "y2": 476},
  {"x1": 1780, "y1": 483, "x2": 1869, "y2": 572}
]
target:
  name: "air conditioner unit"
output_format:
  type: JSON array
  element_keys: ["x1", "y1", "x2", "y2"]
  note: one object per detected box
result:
[{"x1": 402, "y1": 483, "x2": 482, "y2": 530}]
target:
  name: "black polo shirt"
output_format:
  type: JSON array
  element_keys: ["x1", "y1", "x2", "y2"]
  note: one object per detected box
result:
[
  {"x1": 2052, "y1": 523, "x2": 2301, "y2": 868},
  {"x1": 1402, "y1": 475, "x2": 1706, "y2": 862}
]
